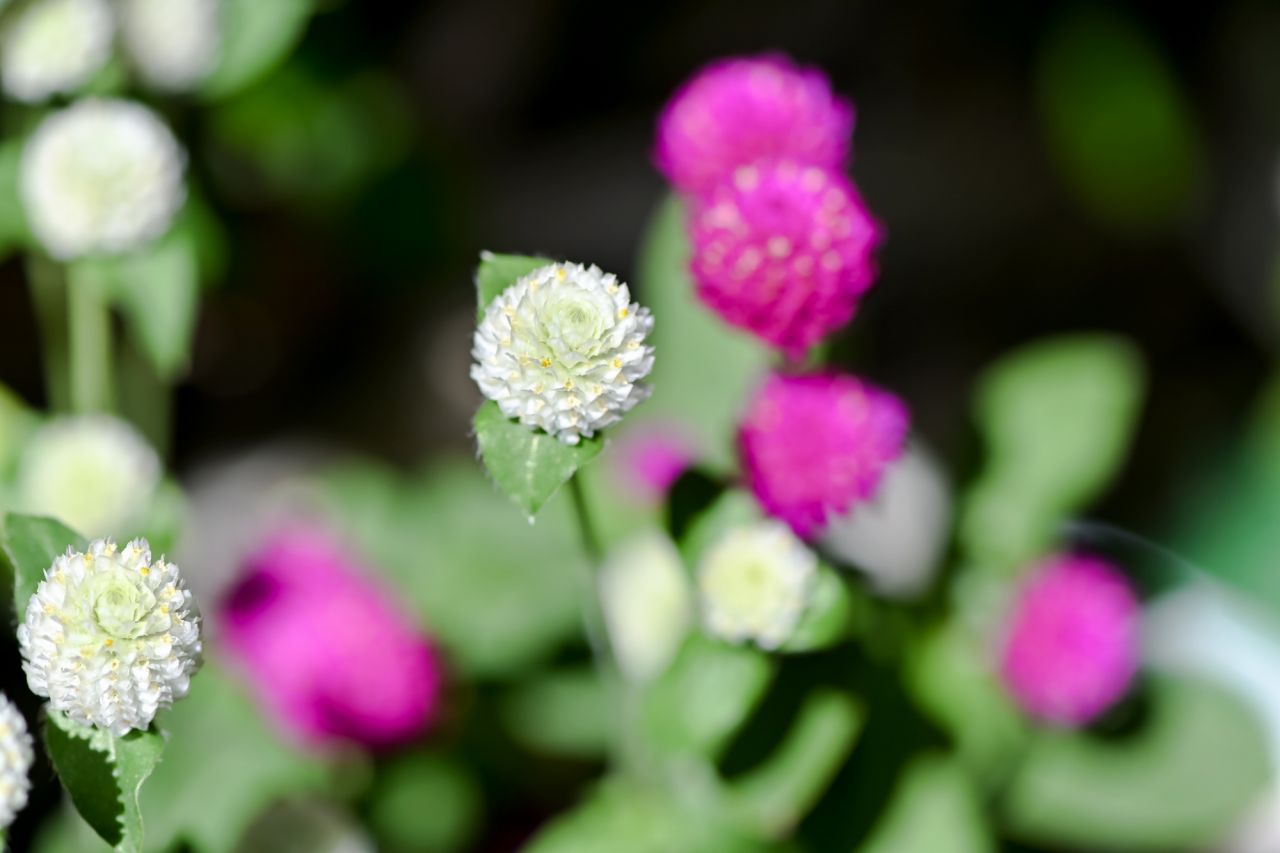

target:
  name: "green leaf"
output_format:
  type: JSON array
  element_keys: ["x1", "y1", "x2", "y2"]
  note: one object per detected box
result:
[
  {"x1": 1002, "y1": 676, "x2": 1271, "y2": 850},
  {"x1": 473, "y1": 401, "x2": 604, "y2": 517},
  {"x1": 44, "y1": 711, "x2": 164, "y2": 852},
  {"x1": 500, "y1": 667, "x2": 612, "y2": 758},
  {"x1": 780, "y1": 565, "x2": 856, "y2": 654},
  {"x1": 904, "y1": 619, "x2": 1027, "y2": 781},
  {"x1": 79, "y1": 223, "x2": 200, "y2": 381},
  {"x1": 0, "y1": 382, "x2": 37, "y2": 479},
  {"x1": 725, "y1": 689, "x2": 864, "y2": 837},
  {"x1": 634, "y1": 195, "x2": 772, "y2": 471},
  {"x1": 368, "y1": 755, "x2": 483, "y2": 853},
  {"x1": 643, "y1": 633, "x2": 775, "y2": 759},
  {"x1": 0, "y1": 513, "x2": 87, "y2": 622},
  {"x1": 316, "y1": 459, "x2": 588, "y2": 677},
  {"x1": 201, "y1": 0, "x2": 313, "y2": 100},
  {"x1": 138, "y1": 661, "x2": 328, "y2": 853},
  {"x1": 960, "y1": 334, "x2": 1144, "y2": 574},
  {"x1": 524, "y1": 777, "x2": 772, "y2": 853},
  {"x1": 861, "y1": 753, "x2": 994, "y2": 853},
  {"x1": 474, "y1": 252, "x2": 550, "y2": 319}
]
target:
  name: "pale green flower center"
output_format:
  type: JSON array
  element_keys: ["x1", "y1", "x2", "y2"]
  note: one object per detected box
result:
[{"x1": 87, "y1": 566, "x2": 156, "y2": 639}]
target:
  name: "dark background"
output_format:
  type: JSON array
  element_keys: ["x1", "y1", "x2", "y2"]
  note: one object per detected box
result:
[{"x1": 2, "y1": 0, "x2": 1276, "y2": 544}]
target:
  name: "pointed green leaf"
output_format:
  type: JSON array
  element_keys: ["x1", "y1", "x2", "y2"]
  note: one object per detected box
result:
[
  {"x1": 0, "y1": 513, "x2": 86, "y2": 622},
  {"x1": 200, "y1": 0, "x2": 314, "y2": 100},
  {"x1": 725, "y1": 689, "x2": 864, "y2": 837},
  {"x1": 1002, "y1": 677, "x2": 1270, "y2": 850},
  {"x1": 643, "y1": 633, "x2": 775, "y2": 759},
  {"x1": 474, "y1": 251, "x2": 550, "y2": 319},
  {"x1": 81, "y1": 222, "x2": 200, "y2": 381},
  {"x1": 780, "y1": 565, "x2": 856, "y2": 653},
  {"x1": 44, "y1": 711, "x2": 164, "y2": 852},
  {"x1": 473, "y1": 401, "x2": 603, "y2": 516},
  {"x1": 861, "y1": 754, "x2": 993, "y2": 853},
  {"x1": 960, "y1": 334, "x2": 1144, "y2": 574}
]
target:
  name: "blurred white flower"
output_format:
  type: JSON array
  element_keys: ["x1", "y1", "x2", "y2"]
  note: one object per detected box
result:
[
  {"x1": 18, "y1": 538, "x2": 202, "y2": 736},
  {"x1": 0, "y1": 694, "x2": 32, "y2": 829},
  {"x1": 0, "y1": 0, "x2": 112, "y2": 103},
  {"x1": 471, "y1": 260, "x2": 655, "y2": 444},
  {"x1": 698, "y1": 520, "x2": 816, "y2": 649},
  {"x1": 819, "y1": 443, "x2": 952, "y2": 599},
  {"x1": 599, "y1": 531, "x2": 692, "y2": 682},
  {"x1": 16, "y1": 414, "x2": 161, "y2": 539},
  {"x1": 118, "y1": 0, "x2": 220, "y2": 91},
  {"x1": 20, "y1": 97, "x2": 186, "y2": 259}
]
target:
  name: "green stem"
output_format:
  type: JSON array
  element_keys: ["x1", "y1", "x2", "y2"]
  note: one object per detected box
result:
[
  {"x1": 67, "y1": 264, "x2": 114, "y2": 414},
  {"x1": 26, "y1": 255, "x2": 71, "y2": 412},
  {"x1": 568, "y1": 473, "x2": 603, "y2": 564}
]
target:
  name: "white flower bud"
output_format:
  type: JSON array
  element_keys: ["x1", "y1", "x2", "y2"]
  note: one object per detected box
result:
[
  {"x1": 698, "y1": 520, "x2": 817, "y2": 649},
  {"x1": 0, "y1": 695, "x2": 32, "y2": 829},
  {"x1": 118, "y1": 0, "x2": 220, "y2": 91},
  {"x1": 20, "y1": 97, "x2": 187, "y2": 259},
  {"x1": 15, "y1": 414, "x2": 161, "y2": 539},
  {"x1": 0, "y1": 0, "x2": 113, "y2": 103},
  {"x1": 599, "y1": 531, "x2": 692, "y2": 682},
  {"x1": 471, "y1": 260, "x2": 655, "y2": 444},
  {"x1": 18, "y1": 538, "x2": 202, "y2": 736}
]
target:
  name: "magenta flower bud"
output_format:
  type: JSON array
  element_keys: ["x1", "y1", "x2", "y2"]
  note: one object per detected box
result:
[
  {"x1": 690, "y1": 160, "x2": 881, "y2": 358},
  {"x1": 218, "y1": 525, "x2": 442, "y2": 750},
  {"x1": 1000, "y1": 554, "x2": 1140, "y2": 727},
  {"x1": 739, "y1": 372, "x2": 909, "y2": 540},
  {"x1": 654, "y1": 54, "x2": 854, "y2": 196}
]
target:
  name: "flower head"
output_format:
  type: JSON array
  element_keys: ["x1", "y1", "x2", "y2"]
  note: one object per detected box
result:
[
  {"x1": 655, "y1": 54, "x2": 854, "y2": 196},
  {"x1": 471, "y1": 260, "x2": 655, "y2": 445},
  {"x1": 20, "y1": 97, "x2": 186, "y2": 259},
  {"x1": 15, "y1": 414, "x2": 161, "y2": 539},
  {"x1": 600, "y1": 532, "x2": 692, "y2": 682},
  {"x1": 690, "y1": 161, "x2": 881, "y2": 357},
  {"x1": 0, "y1": 0, "x2": 113, "y2": 103},
  {"x1": 740, "y1": 372, "x2": 909, "y2": 540},
  {"x1": 1000, "y1": 554, "x2": 1140, "y2": 727},
  {"x1": 18, "y1": 538, "x2": 202, "y2": 736},
  {"x1": 698, "y1": 520, "x2": 816, "y2": 649},
  {"x1": 218, "y1": 525, "x2": 442, "y2": 749},
  {"x1": 0, "y1": 695, "x2": 32, "y2": 829},
  {"x1": 118, "y1": 0, "x2": 221, "y2": 91}
]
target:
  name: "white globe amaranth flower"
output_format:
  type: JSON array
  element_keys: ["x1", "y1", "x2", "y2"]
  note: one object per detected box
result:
[
  {"x1": 20, "y1": 97, "x2": 187, "y2": 260},
  {"x1": 698, "y1": 520, "x2": 817, "y2": 649},
  {"x1": 0, "y1": 0, "x2": 112, "y2": 103},
  {"x1": 599, "y1": 531, "x2": 693, "y2": 682},
  {"x1": 471, "y1": 260, "x2": 655, "y2": 444},
  {"x1": 18, "y1": 538, "x2": 202, "y2": 736},
  {"x1": 15, "y1": 414, "x2": 161, "y2": 539},
  {"x1": 118, "y1": 0, "x2": 221, "y2": 91},
  {"x1": 0, "y1": 694, "x2": 33, "y2": 829}
]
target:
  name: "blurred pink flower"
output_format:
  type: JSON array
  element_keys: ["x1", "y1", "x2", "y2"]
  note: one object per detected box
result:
[
  {"x1": 689, "y1": 161, "x2": 881, "y2": 358},
  {"x1": 739, "y1": 372, "x2": 908, "y2": 540},
  {"x1": 1000, "y1": 554, "x2": 1140, "y2": 727},
  {"x1": 612, "y1": 425, "x2": 694, "y2": 502},
  {"x1": 218, "y1": 525, "x2": 442, "y2": 750},
  {"x1": 654, "y1": 54, "x2": 854, "y2": 195}
]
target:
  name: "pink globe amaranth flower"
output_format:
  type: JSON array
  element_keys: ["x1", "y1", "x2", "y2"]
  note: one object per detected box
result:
[
  {"x1": 654, "y1": 54, "x2": 854, "y2": 196},
  {"x1": 612, "y1": 424, "x2": 695, "y2": 503},
  {"x1": 1000, "y1": 554, "x2": 1140, "y2": 727},
  {"x1": 218, "y1": 525, "x2": 442, "y2": 750},
  {"x1": 690, "y1": 160, "x2": 882, "y2": 358},
  {"x1": 739, "y1": 372, "x2": 909, "y2": 540}
]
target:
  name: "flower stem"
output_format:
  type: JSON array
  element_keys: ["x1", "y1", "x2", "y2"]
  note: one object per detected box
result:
[
  {"x1": 26, "y1": 255, "x2": 71, "y2": 412},
  {"x1": 568, "y1": 473, "x2": 603, "y2": 564},
  {"x1": 67, "y1": 264, "x2": 114, "y2": 414}
]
